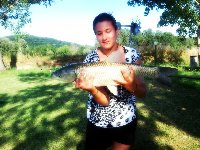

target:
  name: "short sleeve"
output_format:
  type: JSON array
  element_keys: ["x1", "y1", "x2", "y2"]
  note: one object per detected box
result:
[{"x1": 83, "y1": 50, "x2": 99, "y2": 63}]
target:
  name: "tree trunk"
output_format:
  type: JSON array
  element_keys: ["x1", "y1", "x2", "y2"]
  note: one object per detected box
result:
[
  {"x1": 0, "y1": 51, "x2": 6, "y2": 71},
  {"x1": 10, "y1": 52, "x2": 17, "y2": 68},
  {"x1": 197, "y1": 25, "x2": 200, "y2": 66}
]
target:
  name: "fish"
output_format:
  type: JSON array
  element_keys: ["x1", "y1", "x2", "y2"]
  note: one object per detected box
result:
[{"x1": 51, "y1": 61, "x2": 173, "y2": 92}]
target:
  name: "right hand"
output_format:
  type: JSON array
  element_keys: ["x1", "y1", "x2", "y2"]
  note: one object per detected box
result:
[{"x1": 75, "y1": 71, "x2": 96, "y2": 92}]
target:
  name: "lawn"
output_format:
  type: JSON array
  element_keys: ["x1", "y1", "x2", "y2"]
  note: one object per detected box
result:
[{"x1": 0, "y1": 68, "x2": 199, "y2": 150}]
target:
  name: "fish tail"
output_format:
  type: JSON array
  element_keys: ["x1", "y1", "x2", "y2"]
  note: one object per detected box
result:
[
  {"x1": 157, "y1": 73, "x2": 172, "y2": 86},
  {"x1": 156, "y1": 67, "x2": 178, "y2": 86}
]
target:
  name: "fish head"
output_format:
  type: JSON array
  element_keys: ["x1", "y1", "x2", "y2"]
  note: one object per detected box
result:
[{"x1": 51, "y1": 63, "x2": 77, "y2": 83}]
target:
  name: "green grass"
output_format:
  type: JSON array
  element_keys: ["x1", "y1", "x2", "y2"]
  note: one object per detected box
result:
[
  {"x1": 171, "y1": 69, "x2": 200, "y2": 90},
  {"x1": 0, "y1": 68, "x2": 200, "y2": 150}
]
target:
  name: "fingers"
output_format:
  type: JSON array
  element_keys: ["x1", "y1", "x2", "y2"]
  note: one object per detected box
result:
[
  {"x1": 114, "y1": 67, "x2": 135, "y2": 86},
  {"x1": 74, "y1": 78, "x2": 80, "y2": 88},
  {"x1": 75, "y1": 71, "x2": 95, "y2": 89},
  {"x1": 121, "y1": 66, "x2": 135, "y2": 83},
  {"x1": 113, "y1": 79, "x2": 126, "y2": 85},
  {"x1": 74, "y1": 71, "x2": 84, "y2": 88}
]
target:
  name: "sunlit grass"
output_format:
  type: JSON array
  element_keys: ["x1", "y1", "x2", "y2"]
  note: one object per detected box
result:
[
  {"x1": 135, "y1": 79, "x2": 200, "y2": 150},
  {"x1": 0, "y1": 68, "x2": 199, "y2": 150},
  {"x1": 0, "y1": 68, "x2": 87, "y2": 149},
  {"x1": 136, "y1": 113, "x2": 200, "y2": 149},
  {"x1": 172, "y1": 69, "x2": 200, "y2": 89}
]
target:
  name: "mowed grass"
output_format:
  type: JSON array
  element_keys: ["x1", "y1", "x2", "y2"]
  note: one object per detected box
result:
[{"x1": 0, "y1": 68, "x2": 200, "y2": 150}]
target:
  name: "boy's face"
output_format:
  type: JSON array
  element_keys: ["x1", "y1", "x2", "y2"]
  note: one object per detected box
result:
[{"x1": 94, "y1": 20, "x2": 119, "y2": 50}]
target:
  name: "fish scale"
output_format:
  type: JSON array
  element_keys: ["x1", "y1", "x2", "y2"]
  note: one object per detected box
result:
[{"x1": 52, "y1": 61, "x2": 161, "y2": 86}]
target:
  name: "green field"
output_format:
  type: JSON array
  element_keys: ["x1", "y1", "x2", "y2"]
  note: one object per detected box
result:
[{"x1": 0, "y1": 68, "x2": 200, "y2": 150}]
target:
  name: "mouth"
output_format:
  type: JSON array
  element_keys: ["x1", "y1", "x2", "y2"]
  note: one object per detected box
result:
[{"x1": 102, "y1": 41, "x2": 110, "y2": 45}]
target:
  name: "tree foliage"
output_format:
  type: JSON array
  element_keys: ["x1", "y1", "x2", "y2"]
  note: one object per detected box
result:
[
  {"x1": 0, "y1": 35, "x2": 93, "y2": 69},
  {"x1": 0, "y1": 38, "x2": 14, "y2": 54},
  {"x1": 127, "y1": 0, "x2": 200, "y2": 37},
  {"x1": 0, "y1": 0, "x2": 53, "y2": 31},
  {"x1": 3, "y1": 35, "x2": 92, "y2": 57},
  {"x1": 117, "y1": 28, "x2": 130, "y2": 46},
  {"x1": 20, "y1": 35, "x2": 70, "y2": 47},
  {"x1": 0, "y1": 37, "x2": 29, "y2": 68},
  {"x1": 118, "y1": 29, "x2": 195, "y2": 65}
]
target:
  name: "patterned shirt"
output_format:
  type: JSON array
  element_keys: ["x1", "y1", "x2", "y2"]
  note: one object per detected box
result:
[{"x1": 83, "y1": 46, "x2": 141, "y2": 128}]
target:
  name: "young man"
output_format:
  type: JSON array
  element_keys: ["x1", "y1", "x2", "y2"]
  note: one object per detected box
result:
[{"x1": 75, "y1": 12, "x2": 147, "y2": 150}]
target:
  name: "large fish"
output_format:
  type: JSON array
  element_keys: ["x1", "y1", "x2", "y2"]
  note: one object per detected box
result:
[{"x1": 51, "y1": 61, "x2": 172, "y2": 88}]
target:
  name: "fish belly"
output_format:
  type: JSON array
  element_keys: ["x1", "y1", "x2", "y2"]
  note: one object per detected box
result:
[{"x1": 79, "y1": 65, "x2": 126, "y2": 86}]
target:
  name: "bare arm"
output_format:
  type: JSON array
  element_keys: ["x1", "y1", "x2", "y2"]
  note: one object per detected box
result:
[
  {"x1": 75, "y1": 73, "x2": 110, "y2": 106},
  {"x1": 88, "y1": 87, "x2": 110, "y2": 106}
]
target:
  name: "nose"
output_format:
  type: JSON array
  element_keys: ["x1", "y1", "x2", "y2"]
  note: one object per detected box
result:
[{"x1": 102, "y1": 33, "x2": 107, "y2": 40}]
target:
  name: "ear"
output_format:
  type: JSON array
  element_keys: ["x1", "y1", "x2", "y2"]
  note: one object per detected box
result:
[{"x1": 116, "y1": 29, "x2": 120, "y2": 36}]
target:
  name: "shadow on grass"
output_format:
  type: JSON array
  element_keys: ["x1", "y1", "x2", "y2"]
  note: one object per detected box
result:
[
  {"x1": 18, "y1": 70, "x2": 51, "y2": 83},
  {"x1": 0, "y1": 94, "x2": 10, "y2": 107},
  {"x1": 0, "y1": 82, "x2": 88, "y2": 150},
  {"x1": 0, "y1": 70, "x2": 200, "y2": 150},
  {"x1": 132, "y1": 81, "x2": 200, "y2": 150}
]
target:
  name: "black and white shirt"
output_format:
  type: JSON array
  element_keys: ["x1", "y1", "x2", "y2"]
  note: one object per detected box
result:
[{"x1": 83, "y1": 46, "x2": 141, "y2": 128}]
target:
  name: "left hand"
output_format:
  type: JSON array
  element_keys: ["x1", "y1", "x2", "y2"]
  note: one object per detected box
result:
[{"x1": 115, "y1": 66, "x2": 137, "y2": 92}]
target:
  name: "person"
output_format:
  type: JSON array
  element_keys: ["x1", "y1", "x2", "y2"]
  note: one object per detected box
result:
[{"x1": 75, "y1": 12, "x2": 147, "y2": 150}]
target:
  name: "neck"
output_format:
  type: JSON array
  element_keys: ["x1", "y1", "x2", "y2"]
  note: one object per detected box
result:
[{"x1": 101, "y1": 43, "x2": 119, "y2": 57}]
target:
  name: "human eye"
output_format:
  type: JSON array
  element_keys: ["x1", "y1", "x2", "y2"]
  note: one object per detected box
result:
[
  {"x1": 106, "y1": 29, "x2": 111, "y2": 33},
  {"x1": 96, "y1": 31, "x2": 102, "y2": 35}
]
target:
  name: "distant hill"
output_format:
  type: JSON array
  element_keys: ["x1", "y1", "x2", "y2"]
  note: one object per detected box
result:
[{"x1": 7, "y1": 35, "x2": 80, "y2": 48}]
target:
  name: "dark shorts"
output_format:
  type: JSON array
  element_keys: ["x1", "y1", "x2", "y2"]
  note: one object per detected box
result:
[{"x1": 84, "y1": 119, "x2": 137, "y2": 150}]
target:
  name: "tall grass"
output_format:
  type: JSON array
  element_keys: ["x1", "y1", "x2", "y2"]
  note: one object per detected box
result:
[{"x1": 0, "y1": 68, "x2": 199, "y2": 150}]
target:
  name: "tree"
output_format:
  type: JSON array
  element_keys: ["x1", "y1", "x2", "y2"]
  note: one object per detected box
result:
[
  {"x1": 127, "y1": 0, "x2": 200, "y2": 37},
  {"x1": 0, "y1": 0, "x2": 53, "y2": 31},
  {"x1": 10, "y1": 37, "x2": 29, "y2": 68},
  {"x1": 0, "y1": 38, "x2": 13, "y2": 70},
  {"x1": 0, "y1": 0, "x2": 54, "y2": 70},
  {"x1": 117, "y1": 28, "x2": 130, "y2": 46},
  {"x1": 117, "y1": 28, "x2": 195, "y2": 65},
  {"x1": 0, "y1": 37, "x2": 29, "y2": 70}
]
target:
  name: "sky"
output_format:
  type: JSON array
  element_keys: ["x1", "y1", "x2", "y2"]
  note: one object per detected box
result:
[{"x1": 0, "y1": 0, "x2": 178, "y2": 46}]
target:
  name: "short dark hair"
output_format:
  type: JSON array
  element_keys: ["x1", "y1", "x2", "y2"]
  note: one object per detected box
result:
[{"x1": 93, "y1": 12, "x2": 118, "y2": 33}]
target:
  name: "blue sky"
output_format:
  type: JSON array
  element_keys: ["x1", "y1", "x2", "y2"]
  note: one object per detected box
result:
[{"x1": 0, "y1": 0, "x2": 178, "y2": 46}]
